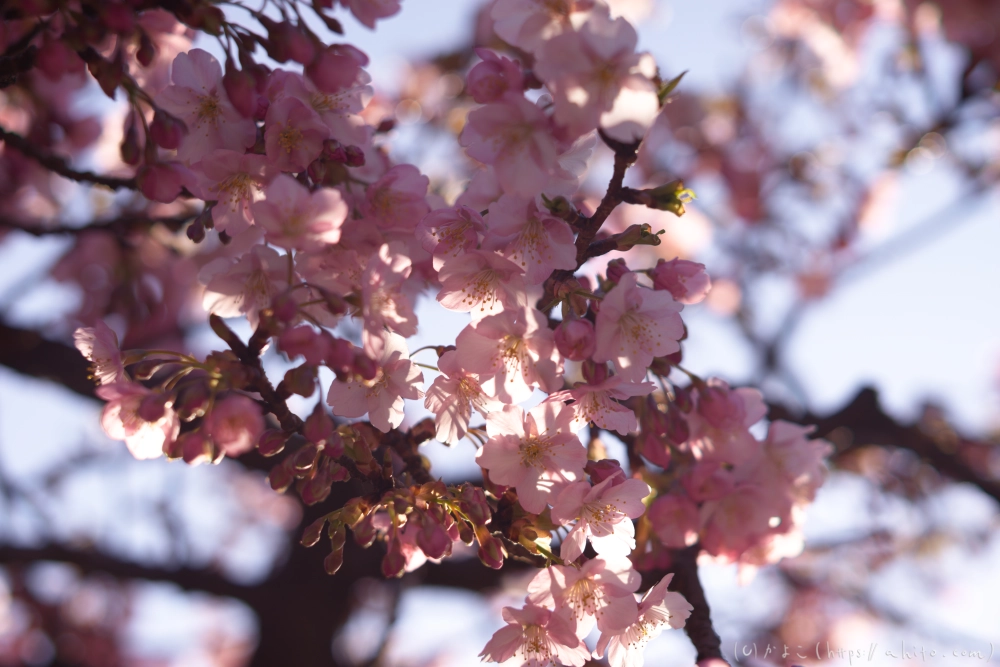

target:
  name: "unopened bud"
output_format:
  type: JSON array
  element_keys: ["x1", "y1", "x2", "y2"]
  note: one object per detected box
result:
[
  {"x1": 606, "y1": 258, "x2": 630, "y2": 284},
  {"x1": 137, "y1": 392, "x2": 168, "y2": 422},
  {"x1": 344, "y1": 145, "x2": 365, "y2": 167},
  {"x1": 120, "y1": 122, "x2": 141, "y2": 166},
  {"x1": 324, "y1": 547, "x2": 344, "y2": 575},
  {"x1": 136, "y1": 32, "x2": 155, "y2": 67},
  {"x1": 179, "y1": 431, "x2": 214, "y2": 466},
  {"x1": 257, "y1": 429, "x2": 287, "y2": 457},
  {"x1": 175, "y1": 381, "x2": 210, "y2": 421},
  {"x1": 303, "y1": 403, "x2": 333, "y2": 446},
  {"x1": 382, "y1": 538, "x2": 407, "y2": 578},
  {"x1": 353, "y1": 353, "x2": 378, "y2": 381},
  {"x1": 554, "y1": 318, "x2": 595, "y2": 362},
  {"x1": 581, "y1": 360, "x2": 609, "y2": 385},
  {"x1": 149, "y1": 110, "x2": 186, "y2": 150},
  {"x1": 477, "y1": 532, "x2": 504, "y2": 570}
]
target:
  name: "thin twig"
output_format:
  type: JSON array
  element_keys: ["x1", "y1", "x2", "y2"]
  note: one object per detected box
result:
[{"x1": 0, "y1": 125, "x2": 137, "y2": 190}]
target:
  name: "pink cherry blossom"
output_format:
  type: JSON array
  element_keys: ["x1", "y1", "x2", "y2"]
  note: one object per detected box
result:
[
  {"x1": 698, "y1": 484, "x2": 776, "y2": 562},
  {"x1": 467, "y1": 48, "x2": 523, "y2": 103},
  {"x1": 359, "y1": 243, "x2": 418, "y2": 338},
  {"x1": 647, "y1": 493, "x2": 700, "y2": 549},
  {"x1": 490, "y1": 0, "x2": 597, "y2": 53},
  {"x1": 423, "y1": 350, "x2": 501, "y2": 446},
  {"x1": 206, "y1": 394, "x2": 265, "y2": 457},
  {"x1": 595, "y1": 574, "x2": 692, "y2": 667},
  {"x1": 155, "y1": 48, "x2": 256, "y2": 163},
  {"x1": 97, "y1": 382, "x2": 179, "y2": 460},
  {"x1": 326, "y1": 331, "x2": 423, "y2": 433},
  {"x1": 455, "y1": 307, "x2": 562, "y2": 404},
  {"x1": 476, "y1": 403, "x2": 586, "y2": 514},
  {"x1": 554, "y1": 318, "x2": 596, "y2": 361},
  {"x1": 74, "y1": 321, "x2": 125, "y2": 384},
  {"x1": 361, "y1": 164, "x2": 430, "y2": 232},
  {"x1": 480, "y1": 603, "x2": 590, "y2": 667},
  {"x1": 264, "y1": 97, "x2": 330, "y2": 172},
  {"x1": 202, "y1": 245, "x2": 289, "y2": 327},
  {"x1": 551, "y1": 476, "x2": 650, "y2": 561},
  {"x1": 593, "y1": 272, "x2": 685, "y2": 383},
  {"x1": 460, "y1": 93, "x2": 560, "y2": 197},
  {"x1": 339, "y1": 0, "x2": 401, "y2": 29},
  {"x1": 527, "y1": 557, "x2": 640, "y2": 636},
  {"x1": 682, "y1": 379, "x2": 767, "y2": 464},
  {"x1": 547, "y1": 375, "x2": 654, "y2": 435},
  {"x1": 650, "y1": 258, "x2": 712, "y2": 304},
  {"x1": 191, "y1": 149, "x2": 272, "y2": 235},
  {"x1": 535, "y1": 11, "x2": 658, "y2": 139},
  {"x1": 436, "y1": 249, "x2": 527, "y2": 318},
  {"x1": 484, "y1": 195, "x2": 577, "y2": 284},
  {"x1": 252, "y1": 174, "x2": 347, "y2": 250},
  {"x1": 416, "y1": 205, "x2": 487, "y2": 270},
  {"x1": 266, "y1": 70, "x2": 371, "y2": 147}
]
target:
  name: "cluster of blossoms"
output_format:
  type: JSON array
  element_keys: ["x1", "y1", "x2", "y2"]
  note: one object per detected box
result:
[{"x1": 37, "y1": 0, "x2": 835, "y2": 664}]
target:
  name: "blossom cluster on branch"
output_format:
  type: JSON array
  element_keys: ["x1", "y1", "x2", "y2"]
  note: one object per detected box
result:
[{"x1": 0, "y1": 0, "x2": 838, "y2": 664}]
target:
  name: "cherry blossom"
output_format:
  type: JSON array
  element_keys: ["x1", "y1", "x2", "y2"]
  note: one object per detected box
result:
[
  {"x1": 460, "y1": 93, "x2": 560, "y2": 197},
  {"x1": 206, "y1": 394, "x2": 265, "y2": 457},
  {"x1": 467, "y1": 49, "x2": 524, "y2": 104},
  {"x1": 491, "y1": 0, "x2": 597, "y2": 53},
  {"x1": 264, "y1": 97, "x2": 330, "y2": 172},
  {"x1": 423, "y1": 350, "x2": 501, "y2": 446},
  {"x1": 436, "y1": 249, "x2": 527, "y2": 317},
  {"x1": 202, "y1": 245, "x2": 290, "y2": 327},
  {"x1": 360, "y1": 164, "x2": 430, "y2": 232},
  {"x1": 73, "y1": 321, "x2": 125, "y2": 385},
  {"x1": 190, "y1": 149, "x2": 272, "y2": 235},
  {"x1": 547, "y1": 375, "x2": 654, "y2": 435},
  {"x1": 647, "y1": 492, "x2": 700, "y2": 549},
  {"x1": 252, "y1": 174, "x2": 347, "y2": 251},
  {"x1": 485, "y1": 195, "x2": 577, "y2": 284},
  {"x1": 527, "y1": 557, "x2": 640, "y2": 636},
  {"x1": 595, "y1": 574, "x2": 692, "y2": 667},
  {"x1": 415, "y1": 205, "x2": 487, "y2": 270},
  {"x1": 326, "y1": 331, "x2": 423, "y2": 433},
  {"x1": 476, "y1": 403, "x2": 586, "y2": 514},
  {"x1": 682, "y1": 379, "x2": 767, "y2": 464},
  {"x1": 551, "y1": 476, "x2": 650, "y2": 560},
  {"x1": 339, "y1": 0, "x2": 402, "y2": 28},
  {"x1": 155, "y1": 48, "x2": 256, "y2": 163},
  {"x1": 97, "y1": 382, "x2": 179, "y2": 460},
  {"x1": 480, "y1": 603, "x2": 591, "y2": 667},
  {"x1": 455, "y1": 307, "x2": 562, "y2": 404},
  {"x1": 535, "y1": 11, "x2": 659, "y2": 139},
  {"x1": 359, "y1": 243, "x2": 418, "y2": 338},
  {"x1": 593, "y1": 272, "x2": 685, "y2": 383}
]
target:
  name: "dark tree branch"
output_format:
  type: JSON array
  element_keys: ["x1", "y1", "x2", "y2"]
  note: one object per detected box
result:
[
  {"x1": 0, "y1": 125, "x2": 138, "y2": 190},
  {"x1": 0, "y1": 212, "x2": 198, "y2": 237},
  {"x1": 663, "y1": 545, "x2": 727, "y2": 664}
]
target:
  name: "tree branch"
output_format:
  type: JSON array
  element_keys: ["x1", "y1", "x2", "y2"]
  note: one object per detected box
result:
[
  {"x1": 663, "y1": 545, "x2": 727, "y2": 664},
  {"x1": 0, "y1": 125, "x2": 137, "y2": 190},
  {"x1": 0, "y1": 212, "x2": 197, "y2": 237}
]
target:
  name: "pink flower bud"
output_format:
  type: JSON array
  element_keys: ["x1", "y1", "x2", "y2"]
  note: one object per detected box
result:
[
  {"x1": 606, "y1": 258, "x2": 630, "y2": 284},
  {"x1": 303, "y1": 403, "x2": 334, "y2": 446},
  {"x1": 324, "y1": 336, "x2": 354, "y2": 373},
  {"x1": 353, "y1": 513, "x2": 378, "y2": 547},
  {"x1": 416, "y1": 514, "x2": 452, "y2": 560},
  {"x1": 175, "y1": 381, "x2": 211, "y2": 421},
  {"x1": 283, "y1": 364, "x2": 317, "y2": 397},
  {"x1": 554, "y1": 318, "x2": 596, "y2": 361},
  {"x1": 382, "y1": 538, "x2": 407, "y2": 578},
  {"x1": 278, "y1": 325, "x2": 324, "y2": 364},
  {"x1": 179, "y1": 431, "x2": 214, "y2": 466},
  {"x1": 223, "y1": 59, "x2": 257, "y2": 118},
  {"x1": 120, "y1": 123, "x2": 141, "y2": 166},
  {"x1": 352, "y1": 353, "x2": 378, "y2": 381},
  {"x1": 305, "y1": 44, "x2": 369, "y2": 93},
  {"x1": 323, "y1": 139, "x2": 348, "y2": 162},
  {"x1": 344, "y1": 145, "x2": 365, "y2": 167},
  {"x1": 477, "y1": 532, "x2": 504, "y2": 570},
  {"x1": 35, "y1": 38, "x2": 84, "y2": 81},
  {"x1": 696, "y1": 384, "x2": 745, "y2": 430},
  {"x1": 458, "y1": 485, "x2": 491, "y2": 527},
  {"x1": 581, "y1": 360, "x2": 609, "y2": 385},
  {"x1": 257, "y1": 429, "x2": 287, "y2": 457},
  {"x1": 206, "y1": 394, "x2": 265, "y2": 457},
  {"x1": 137, "y1": 162, "x2": 186, "y2": 203},
  {"x1": 466, "y1": 49, "x2": 523, "y2": 103},
  {"x1": 136, "y1": 32, "x2": 155, "y2": 67},
  {"x1": 584, "y1": 459, "x2": 627, "y2": 486},
  {"x1": 101, "y1": 3, "x2": 135, "y2": 33},
  {"x1": 650, "y1": 258, "x2": 711, "y2": 304},
  {"x1": 137, "y1": 392, "x2": 168, "y2": 422},
  {"x1": 149, "y1": 110, "x2": 186, "y2": 150}
]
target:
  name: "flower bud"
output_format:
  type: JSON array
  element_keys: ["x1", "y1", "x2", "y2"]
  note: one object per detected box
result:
[
  {"x1": 305, "y1": 44, "x2": 369, "y2": 93},
  {"x1": 175, "y1": 381, "x2": 210, "y2": 421},
  {"x1": 606, "y1": 258, "x2": 630, "y2": 285},
  {"x1": 223, "y1": 58, "x2": 257, "y2": 118},
  {"x1": 149, "y1": 110, "x2": 186, "y2": 150},
  {"x1": 137, "y1": 392, "x2": 168, "y2": 422},
  {"x1": 268, "y1": 459, "x2": 296, "y2": 493},
  {"x1": 381, "y1": 538, "x2": 407, "y2": 578},
  {"x1": 344, "y1": 145, "x2": 365, "y2": 167},
  {"x1": 585, "y1": 459, "x2": 627, "y2": 486},
  {"x1": 303, "y1": 403, "x2": 334, "y2": 447},
  {"x1": 352, "y1": 353, "x2": 378, "y2": 381},
  {"x1": 179, "y1": 431, "x2": 214, "y2": 466},
  {"x1": 581, "y1": 360, "x2": 609, "y2": 385},
  {"x1": 324, "y1": 336, "x2": 354, "y2": 373},
  {"x1": 324, "y1": 547, "x2": 344, "y2": 575},
  {"x1": 136, "y1": 32, "x2": 156, "y2": 67},
  {"x1": 137, "y1": 162, "x2": 186, "y2": 203},
  {"x1": 120, "y1": 122, "x2": 141, "y2": 166},
  {"x1": 650, "y1": 258, "x2": 711, "y2": 304},
  {"x1": 283, "y1": 364, "x2": 318, "y2": 397},
  {"x1": 257, "y1": 429, "x2": 287, "y2": 457},
  {"x1": 554, "y1": 318, "x2": 595, "y2": 361},
  {"x1": 476, "y1": 531, "x2": 504, "y2": 570}
]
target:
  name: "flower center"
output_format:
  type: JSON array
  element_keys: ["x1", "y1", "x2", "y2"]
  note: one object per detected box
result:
[
  {"x1": 196, "y1": 94, "x2": 222, "y2": 124},
  {"x1": 278, "y1": 126, "x2": 304, "y2": 153},
  {"x1": 213, "y1": 173, "x2": 256, "y2": 210},
  {"x1": 519, "y1": 437, "x2": 550, "y2": 468}
]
